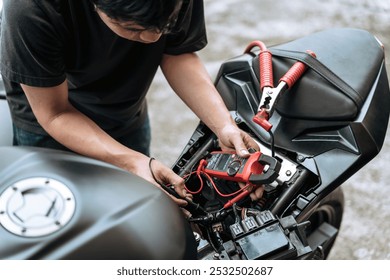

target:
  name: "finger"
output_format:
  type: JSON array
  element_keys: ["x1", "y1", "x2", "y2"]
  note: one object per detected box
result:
[
  {"x1": 170, "y1": 184, "x2": 193, "y2": 201},
  {"x1": 232, "y1": 131, "x2": 259, "y2": 158},
  {"x1": 170, "y1": 178, "x2": 187, "y2": 198},
  {"x1": 157, "y1": 184, "x2": 190, "y2": 207},
  {"x1": 218, "y1": 138, "x2": 235, "y2": 153},
  {"x1": 238, "y1": 183, "x2": 264, "y2": 201},
  {"x1": 153, "y1": 162, "x2": 187, "y2": 198},
  {"x1": 250, "y1": 186, "x2": 265, "y2": 201},
  {"x1": 242, "y1": 132, "x2": 260, "y2": 151},
  {"x1": 250, "y1": 192, "x2": 258, "y2": 201},
  {"x1": 238, "y1": 182, "x2": 248, "y2": 190},
  {"x1": 184, "y1": 190, "x2": 193, "y2": 201},
  {"x1": 170, "y1": 195, "x2": 189, "y2": 207},
  {"x1": 228, "y1": 133, "x2": 249, "y2": 157},
  {"x1": 228, "y1": 138, "x2": 249, "y2": 158}
]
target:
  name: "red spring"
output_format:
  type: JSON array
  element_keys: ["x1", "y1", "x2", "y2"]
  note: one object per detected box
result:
[
  {"x1": 279, "y1": 61, "x2": 307, "y2": 88},
  {"x1": 280, "y1": 50, "x2": 316, "y2": 88},
  {"x1": 259, "y1": 51, "x2": 274, "y2": 89},
  {"x1": 244, "y1": 41, "x2": 274, "y2": 90},
  {"x1": 244, "y1": 40, "x2": 268, "y2": 53}
]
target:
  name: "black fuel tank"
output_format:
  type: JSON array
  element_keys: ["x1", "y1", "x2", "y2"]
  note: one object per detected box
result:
[{"x1": 0, "y1": 147, "x2": 196, "y2": 259}]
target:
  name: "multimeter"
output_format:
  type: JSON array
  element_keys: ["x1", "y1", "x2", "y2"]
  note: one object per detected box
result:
[{"x1": 202, "y1": 151, "x2": 281, "y2": 185}]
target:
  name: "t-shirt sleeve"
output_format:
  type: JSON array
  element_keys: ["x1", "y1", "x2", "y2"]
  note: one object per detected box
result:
[
  {"x1": 164, "y1": 0, "x2": 208, "y2": 55},
  {"x1": 0, "y1": 0, "x2": 66, "y2": 87}
]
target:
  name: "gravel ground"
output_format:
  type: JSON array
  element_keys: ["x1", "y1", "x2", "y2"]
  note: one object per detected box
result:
[{"x1": 148, "y1": 0, "x2": 390, "y2": 259}]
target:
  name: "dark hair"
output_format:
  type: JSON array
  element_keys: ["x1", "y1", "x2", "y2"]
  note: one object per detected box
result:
[{"x1": 91, "y1": 0, "x2": 185, "y2": 33}]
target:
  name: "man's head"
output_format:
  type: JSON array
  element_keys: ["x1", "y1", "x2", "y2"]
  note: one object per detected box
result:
[{"x1": 91, "y1": 0, "x2": 186, "y2": 43}]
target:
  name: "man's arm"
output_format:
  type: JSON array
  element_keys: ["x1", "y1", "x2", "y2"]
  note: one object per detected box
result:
[
  {"x1": 161, "y1": 52, "x2": 263, "y2": 201},
  {"x1": 160, "y1": 53, "x2": 259, "y2": 157},
  {"x1": 21, "y1": 81, "x2": 189, "y2": 204}
]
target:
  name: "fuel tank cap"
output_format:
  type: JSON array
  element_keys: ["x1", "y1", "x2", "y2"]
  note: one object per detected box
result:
[{"x1": 0, "y1": 177, "x2": 76, "y2": 237}]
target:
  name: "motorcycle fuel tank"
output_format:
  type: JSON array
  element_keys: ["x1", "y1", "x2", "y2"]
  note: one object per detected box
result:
[{"x1": 0, "y1": 146, "x2": 196, "y2": 259}]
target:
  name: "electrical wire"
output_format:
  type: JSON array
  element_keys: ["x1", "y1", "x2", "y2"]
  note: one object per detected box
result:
[
  {"x1": 268, "y1": 130, "x2": 275, "y2": 157},
  {"x1": 182, "y1": 160, "x2": 251, "y2": 200}
]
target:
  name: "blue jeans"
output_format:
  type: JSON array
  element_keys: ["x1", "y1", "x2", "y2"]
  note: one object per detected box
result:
[{"x1": 12, "y1": 117, "x2": 151, "y2": 156}]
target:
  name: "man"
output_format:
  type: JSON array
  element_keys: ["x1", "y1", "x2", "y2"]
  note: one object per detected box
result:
[{"x1": 0, "y1": 0, "x2": 261, "y2": 205}]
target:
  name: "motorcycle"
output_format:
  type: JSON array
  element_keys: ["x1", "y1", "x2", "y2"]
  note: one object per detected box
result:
[{"x1": 0, "y1": 27, "x2": 389, "y2": 260}]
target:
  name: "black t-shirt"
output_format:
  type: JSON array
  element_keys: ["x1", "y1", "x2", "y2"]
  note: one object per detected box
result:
[{"x1": 0, "y1": 0, "x2": 207, "y2": 137}]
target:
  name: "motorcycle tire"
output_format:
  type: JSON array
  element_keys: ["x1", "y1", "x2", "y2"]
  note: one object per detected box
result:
[{"x1": 305, "y1": 187, "x2": 345, "y2": 259}]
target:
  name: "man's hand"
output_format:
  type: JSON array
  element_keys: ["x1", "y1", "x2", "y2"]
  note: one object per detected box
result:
[
  {"x1": 217, "y1": 123, "x2": 259, "y2": 157},
  {"x1": 132, "y1": 155, "x2": 192, "y2": 207},
  {"x1": 161, "y1": 53, "x2": 263, "y2": 202},
  {"x1": 239, "y1": 183, "x2": 265, "y2": 201},
  {"x1": 217, "y1": 124, "x2": 264, "y2": 201}
]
